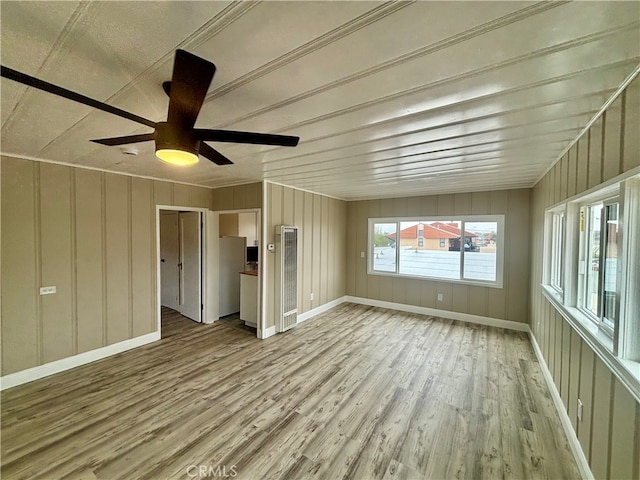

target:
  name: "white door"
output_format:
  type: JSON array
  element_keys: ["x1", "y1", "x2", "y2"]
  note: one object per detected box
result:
[
  {"x1": 160, "y1": 212, "x2": 179, "y2": 310},
  {"x1": 179, "y1": 211, "x2": 202, "y2": 322}
]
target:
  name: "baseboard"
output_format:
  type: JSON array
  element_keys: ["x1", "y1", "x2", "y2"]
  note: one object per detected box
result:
[
  {"x1": 298, "y1": 296, "x2": 347, "y2": 323},
  {"x1": 0, "y1": 331, "x2": 161, "y2": 391},
  {"x1": 262, "y1": 326, "x2": 277, "y2": 339},
  {"x1": 529, "y1": 331, "x2": 593, "y2": 480},
  {"x1": 345, "y1": 296, "x2": 529, "y2": 332}
]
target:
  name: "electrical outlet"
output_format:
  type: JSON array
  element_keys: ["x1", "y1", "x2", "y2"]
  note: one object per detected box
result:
[
  {"x1": 360, "y1": 251, "x2": 365, "y2": 258},
  {"x1": 577, "y1": 399, "x2": 583, "y2": 422},
  {"x1": 310, "y1": 292, "x2": 314, "y2": 301},
  {"x1": 39, "y1": 286, "x2": 56, "y2": 295},
  {"x1": 437, "y1": 293, "x2": 443, "y2": 301}
]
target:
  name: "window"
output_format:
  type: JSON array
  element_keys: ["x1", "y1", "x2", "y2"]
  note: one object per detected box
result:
[
  {"x1": 542, "y1": 173, "x2": 640, "y2": 395},
  {"x1": 549, "y1": 211, "x2": 565, "y2": 294},
  {"x1": 369, "y1": 215, "x2": 504, "y2": 287},
  {"x1": 576, "y1": 199, "x2": 619, "y2": 336}
]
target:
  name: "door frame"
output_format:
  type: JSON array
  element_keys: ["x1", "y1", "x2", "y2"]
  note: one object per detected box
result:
[
  {"x1": 156, "y1": 205, "x2": 209, "y2": 332},
  {"x1": 212, "y1": 207, "x2": 262, "y2": 339}
]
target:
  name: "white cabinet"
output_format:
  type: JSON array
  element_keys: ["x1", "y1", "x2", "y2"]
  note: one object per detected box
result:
[{"x1": 240, "y1": 272, "x2": 258, "y2": 327}]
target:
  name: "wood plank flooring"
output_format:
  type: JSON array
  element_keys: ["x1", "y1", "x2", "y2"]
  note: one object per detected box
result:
[{"x1": 1, "y1": 303, "x2": 580, "y2": 480}]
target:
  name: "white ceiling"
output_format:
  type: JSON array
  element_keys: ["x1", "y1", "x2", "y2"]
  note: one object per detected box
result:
[{"x1": 1, "y1": 1, "x2": 638, "y2": 200}]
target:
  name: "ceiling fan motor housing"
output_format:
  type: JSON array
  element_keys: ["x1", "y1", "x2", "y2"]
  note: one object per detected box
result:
[{"x1": 154, "y1": 121, "x2": 199, "y2": 155}]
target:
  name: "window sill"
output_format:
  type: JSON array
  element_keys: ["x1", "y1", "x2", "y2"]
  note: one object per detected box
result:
[
  {"x1": 368, "y1": 269, "x2": 503, "y2": 289},
  {"x1": 541, "y1": 284, "x2": 640, "y2": 403}
]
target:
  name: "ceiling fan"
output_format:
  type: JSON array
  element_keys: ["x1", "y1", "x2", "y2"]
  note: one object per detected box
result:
[{"x1": 0, "y1": 49, "x2": 300, "y2": 166}]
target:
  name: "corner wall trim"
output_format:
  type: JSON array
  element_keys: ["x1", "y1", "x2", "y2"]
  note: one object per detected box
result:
[
  {"x1": 262, "y1": 326, "x2": 277, "y2": 339},
  {"x1": 345, "y1": 296, "x2": 529, "y2": 332},
  {"x1": 529, "y1": 331, "x2": 594, "y2": 480},
  {"x1": 298, "y1": 296, "x2": 347, "y2": 323},
  {"x1": 0, "y1": 331, "x2": 161, "y2": 391}
]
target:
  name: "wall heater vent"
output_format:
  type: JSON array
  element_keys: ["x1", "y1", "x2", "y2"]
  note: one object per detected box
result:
[{"x1": 275, "y1": 225, "x2": 298, "y2": 332}]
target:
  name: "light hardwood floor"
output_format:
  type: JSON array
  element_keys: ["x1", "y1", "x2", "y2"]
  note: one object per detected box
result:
[{"x1": 1, "y1": 303, "x2": 580, "y2": 480}]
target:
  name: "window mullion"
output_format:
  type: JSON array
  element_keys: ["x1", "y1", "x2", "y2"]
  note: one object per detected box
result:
[
  {"x1": 459, "y1": 221, "x2": 465, "y2": 280},
  {"x1": 395, "y1": 221, "x2": 400, "y2": 274}
]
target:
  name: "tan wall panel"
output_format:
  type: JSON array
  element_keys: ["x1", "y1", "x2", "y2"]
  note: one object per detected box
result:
[
  {"x1": 211, "y1": 183, "x2": 261, "y2": 211},
  {"x1": 104, "y1": 174, "x2": 131, "y2": 344},
  {"x1": 622, "y1": 76, "x2": 640, "y2": 172},
  {"x1": 453, "y1": 193, "x2": 471, "y2": 215},
  {"x1": 470, "y1": 191, "x2": 490, "y2": 215},
  {"x1": 576, "y1": 136, "x2": 589, "y2": 195},
  {"x1": 378, "y1": 276, "x2": 394, "y2": 303},
  {"x1": 320, "y1": 196, "x2": 329, "y2": 305},
  {"x1": 219, "y1": 214, "x2": 239, "y2": 236},
  {"x1": 265, "y1": 184, "x2": 281, "y2": 328},
  {"x1": 153, "y1": 180, "x2": 172, "y2": 206},
  {"x1": 392, "y1": 276, "x2": 406, "y2": 305},
  {"x1": 39, "y1": 163, "x2": 74, "y2": 363},
  {"x1": 325, "y1": 198, "x2": 338, "y2": 301},
  {"x1": 75, "y1": 169, "x2": 105, "y2": 353},
  {"x1": 311, "y1": 194, "x2": 322, "y2": 309},
  {"x1": 559, "y1": 319, "x2": 571, "y2": 405},
  {"x1": 506, "y1": 189, "x2": 529, "y2": 322},
  {"x1": 191, "y1": 186, "x2": 211, "y2": 209},
  {"x1": 467, "y1": 286, "x2": 487, "y2": 318},
  {"x1": 245, "y1": 182, "x2": 261, "y2": 209},
  {"x1": 294, "y1": 190, "x2": 305, "y2": 311},
  {"x1": 559, "y1": 155, "x2": 568, "y2": 200},
  {"x1": 567, "y1": 330, "x2": 582, "y2": 431},
  {"x1": 233, "y1": 184, "x2": 246, "y2": 210},
  {"x1": 577, "y1": 345, "x2": 595, "y2": 462},
  {"x1": 212, "y1": 186, "x2": 234, "y2": 211},
  {"x1": 131, "y1": 178, "x2": 154, "y2": 337},
  {"x1": 590, "y1": 357, "x2": 613, "y2": 479},
  {"x1": 303, "y1": 192, "x2": 314, "y2": 312},
  {"x1": 450, "y1": 284, "x2": 468, "y2": 314},
  {"x1": 1, "y1": 158, "x2": 38, "y2": 374},
  {"x1": 603, "y1": 96, "x2": 623, "y2": 182},
  {"x1": 567, "y1": 146, "x2": 578, "y2": 198},
  {"x1": 404, "y1": 278, "x2": 420, "y2": 307},
  {"x1": 173, "y1": 184, "x2": 191, "y2": 207},
  {"x1": 609, "y1": 379, "x2": 637, "y2": 479},
  {"x1": 437, "y1": 193, "x2": 454, "y2": 216},
  {"x1": 354, "y1": 201, "x2": 368, "y2": 298},
  {"x1": 588, "y1": 119, "x2": 603, "y2": 189}
]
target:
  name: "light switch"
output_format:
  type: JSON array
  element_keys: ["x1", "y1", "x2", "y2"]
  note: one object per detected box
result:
[{"x1": 360, "y1": 251, "x2": 365, "y2": 258}]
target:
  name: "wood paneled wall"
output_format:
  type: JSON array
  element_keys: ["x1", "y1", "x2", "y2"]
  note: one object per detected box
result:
[
  {"x1": 211, "y1": 183, "x2": 262, "y2": 211},
  {"x1": 346, "y1": 189, "x2": 530, "y2": 323},
  {"x1": 264, "y1": 183, "x2": 347, "y2": 329},
  {"x1": 1, "y1": 158, "x2": 211, "y2": 376},
  {"x1": 529, "y1": 76, "x2": 640, "y2": 479}
]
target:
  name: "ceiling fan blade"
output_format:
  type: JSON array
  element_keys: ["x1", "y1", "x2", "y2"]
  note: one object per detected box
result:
[
  {"x1": 1, "y1": 65, "x2": 156, "y2": 128},
  {"x1": 166, "y1": 50, "x2": 216, "y2": 128},
  {"x1": 195, "y1": 129, "x2": 300, "y2": 147},
  {"x1": 91, "y1": 133, "x2": 155, "y2": 146},
  {"x1": 199, "y1": 142, "x2": 233, "y2": 166}
]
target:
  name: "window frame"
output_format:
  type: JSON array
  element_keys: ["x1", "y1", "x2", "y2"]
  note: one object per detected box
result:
[
  {"x1": 541, "y1": 169, "x2": 640, "y2": 401},
  {"x1": 368, "y1": 215, "x2": 505, "y2": 289},
  {"x1": 544, "y1": 207, "x2": 566, "y2": 298}
]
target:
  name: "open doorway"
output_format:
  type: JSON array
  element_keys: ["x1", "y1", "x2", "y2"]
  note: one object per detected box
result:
[
  {"x1": 215, "y1": 209, "x2": 260, "y2": 336},
  {"x1": 158, "y1": 207, "x2": 206, "y2": 333}
]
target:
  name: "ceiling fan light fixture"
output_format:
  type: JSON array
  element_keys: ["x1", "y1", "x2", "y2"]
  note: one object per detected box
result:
[{"x1": 155, "y1": 148, "x2": 199, "y2": 166}]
